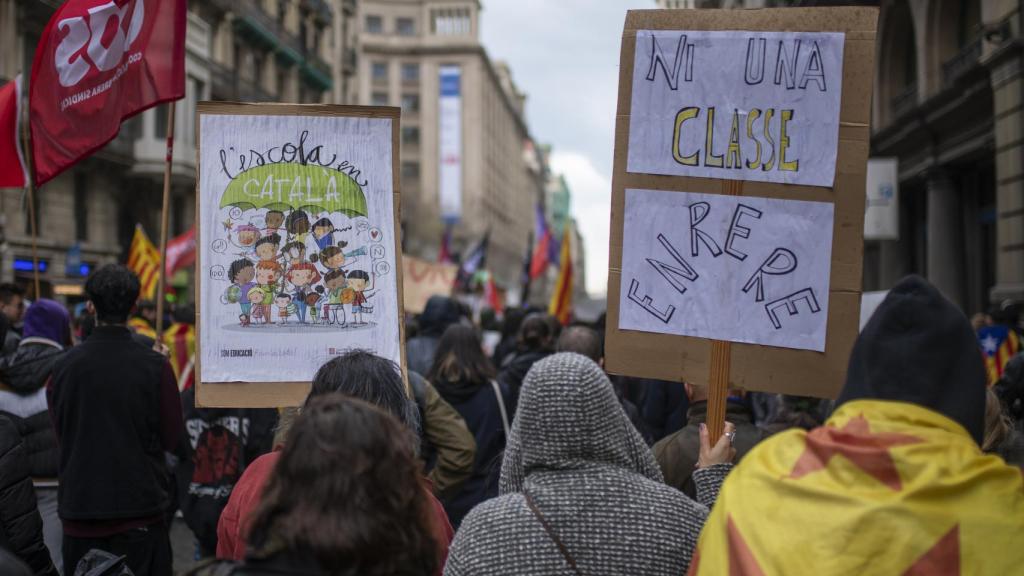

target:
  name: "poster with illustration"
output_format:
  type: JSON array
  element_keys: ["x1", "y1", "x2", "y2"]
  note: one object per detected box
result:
[{"x1": 196, "y1": 103, "x2": 403, "y2": 406}]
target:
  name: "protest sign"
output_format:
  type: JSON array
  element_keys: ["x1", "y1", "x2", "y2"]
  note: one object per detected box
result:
[
  {"x1": 195, "y1": 102, "x2": 404, "y2": 407},
  {"x1": 402, "y1": 255, "x2": 457, "y2": 314},
  {"x1": 606, "y1": 8, "x2": 877, "y2": 400}
]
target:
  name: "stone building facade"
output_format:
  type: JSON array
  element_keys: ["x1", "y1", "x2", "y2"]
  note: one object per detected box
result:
[
  {"x1": 357, "y1": 0, "x2": 543, "y2": 295},
  {"x1": 0, "y1": 0, "x2": 354, "y2": 304}
]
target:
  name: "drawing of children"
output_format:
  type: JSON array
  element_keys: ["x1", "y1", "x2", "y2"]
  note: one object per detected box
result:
[
  {"x1": 323, "y1": 269, "x2": 348, "y2": 326},
  {"x1": 247, "y1": 286, "x2": 269, "y2": 324},
  {"x1": 263, "y1": 210, "x2": 285, "y2": 236},
  {"x1": 281, "y1": 240, "x2": 307, "y2": 265},
  {"x1": 286, "y1": 210, "x2": 311, "y2": 244},
  {"x1": 274, "y1": 293, "x2": 293, "y2": 324},
  {"x1": 286, "y1": 262, "x2": 321, "y2": 324},
  {"x1": 255, "y1": 261, "x2": 283, "y2": 323},
  {"x1": 232, "y1": 224, "x2": 261, "y2": 256},
  {"x1": 226, "y1": 259, "x2": 256, "y2": 326},
  {"x1": 310, "y1": 244, "x2": 348, "y2": 274},
  {"x1": 254, "y1": 233, "x2": 282, "y2": 263},
  {"x1": 346, "y1": 270, "x2": 375, "y2": 326},
  {"x1": 312, "y1": 217, "x2": 337, "y2": 251}
]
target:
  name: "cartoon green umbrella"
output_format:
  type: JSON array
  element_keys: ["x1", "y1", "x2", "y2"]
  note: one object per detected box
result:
[{"x1": 220, "y1": 162, "x2": 368, "y2": 217}]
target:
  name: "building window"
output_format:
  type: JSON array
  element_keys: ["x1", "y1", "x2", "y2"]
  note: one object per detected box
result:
[
  {"x1": 74, "y1": 173, "x2": 88, "y2": 242},
  {"x1": 396, "y1": 17, "x2": 415, "y2": 36},
  {"x1": 401, "y1": 93, "x2": 419, "y2": 113},
  {"x1": 371, "y1": 92, "x2": 388, "y2": 106},
  {"x1": 431, "y1": 8, "x2": 471, "y2": 36},
  {"x1": 401, "y1": 63, "x2": 419, "y2": 83},
  {"x1": 365, "y1": 15, "x2": 382, "y2": 33},
  {"x1": 401, "y1": 161, "x2": 420, "y2": 181},
  {"x1": 401, "y1": 126, "x2": 420, "y2": 146},
  {"x1": 372, "y1": 62, "x2": 388, "y2": 81}
]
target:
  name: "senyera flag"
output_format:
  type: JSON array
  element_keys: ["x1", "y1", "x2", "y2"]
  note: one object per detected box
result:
[
  {"x1": 29, "y1": 0, "x2": 186, "y2": 186},
  {"x1": 0, "y1": 76, "x2": 28, "y2": 188}
]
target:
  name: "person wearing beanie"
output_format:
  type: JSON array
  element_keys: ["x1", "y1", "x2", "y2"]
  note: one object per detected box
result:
[
  {"x1": 689, "y1": 275, "x2": 1024, "y2": 575},
  {"x1": 0, "y1": 299, "x2": 72, "y2": 572},
  {"x1": 445, "y1": 353, "x2": 736, "y2": 576}
]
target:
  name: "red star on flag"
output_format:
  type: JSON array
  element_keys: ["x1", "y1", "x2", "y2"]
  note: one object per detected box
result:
[
  {"x1": 789, "y1": 414, "x2": 922, "y2": 491},
  {"x1": 903, "y1": 525, "x2": 959, "y2": 575}
]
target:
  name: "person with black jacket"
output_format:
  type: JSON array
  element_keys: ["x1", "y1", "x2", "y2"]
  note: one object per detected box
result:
[
  {"x1": 495, "y1": 313, "x2": 554, "y2": 406},
  {"x1": 407, "y1": 296, "x2": 462, "y2": 376},
  {"x1": 0, "y1": 414, "x2": 58, "y2": 576},
  {"x1": 48, "y1": 265, "x2": 184, "y2": 576},
  {"x1": 0, "y1": 299, "x2": 72, "y2": 573}
]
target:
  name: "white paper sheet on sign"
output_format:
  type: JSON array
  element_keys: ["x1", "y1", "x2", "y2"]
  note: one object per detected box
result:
[
  {"x1": 628, "y1": 30, "x2": 845, "y2": 188},
  {"x1": 199, "y1": 114, "x2": 400, "y2": 383},
  {"x1": 619, "y1": 188, "x2": 834, "y2": 352}
]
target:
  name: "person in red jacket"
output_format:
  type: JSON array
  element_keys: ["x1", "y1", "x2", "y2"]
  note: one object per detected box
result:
[{"x1": 216, "y1": 350, "x2": 454, "y2": 572}]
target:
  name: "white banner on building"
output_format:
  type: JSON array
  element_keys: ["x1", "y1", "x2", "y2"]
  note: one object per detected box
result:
[
  {"x1": 627, "y1": 30, "x2": 845, "y2": 188},
  {"x1": 439, "y1": 65, "x2": 462, "y2": 222},
  {"x1": 864, "y1": 157, "x2": 899, "y2": 240},
  {"x1": 619, "y1": 188, "x2": 835, "y2": 352}
]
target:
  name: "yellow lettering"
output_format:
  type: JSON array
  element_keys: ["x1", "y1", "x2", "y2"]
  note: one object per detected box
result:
[
  {"x1": 704, "y1": 107, "x2": 725, "y2": 168},
  {"x1": 779, "y1": 109, "x2": 799, "y2": 172},
  {"x1": 762, "y1": 108, "x2": 776, "y2": 171},
  {"x1": 745, "y1": 108, "x2": 762, "y2": 170},
  {"x1": 726, "y1": 109, "x2": 742, "y2": 169},
  {"x1": 672, "y1": 107, "x2": 700, "y2": 166}
]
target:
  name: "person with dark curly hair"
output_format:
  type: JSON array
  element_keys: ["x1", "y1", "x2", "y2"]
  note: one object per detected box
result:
[{"x1": 191, "y1": 393, "x2": 438, "y2": 575}]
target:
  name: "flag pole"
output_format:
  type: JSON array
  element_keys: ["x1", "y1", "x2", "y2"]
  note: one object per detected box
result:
[
  {"x1": 154, "y1": 101, "x2": 176, "y2": 340},
  {"x1": 19, "y1": 95, "x2": 40, "y2": 300}
]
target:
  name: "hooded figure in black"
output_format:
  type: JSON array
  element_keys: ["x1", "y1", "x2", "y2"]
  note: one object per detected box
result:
[
  {"x1": 406, "y1": 296, "x2": 462, "y2": 376},
  {"x1": 837, "y1": 274, "x2": 985, "y2": 444}
]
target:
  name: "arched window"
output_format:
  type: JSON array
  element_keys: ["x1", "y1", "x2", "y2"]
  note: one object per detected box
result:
[{"x1": 880, "y1": 1, "x2": 917, "y2": 123}]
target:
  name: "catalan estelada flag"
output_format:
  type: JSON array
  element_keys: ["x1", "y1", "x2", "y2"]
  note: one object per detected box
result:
[
  {"x1": 978, "y1": 325, "x2": 1019, "y2": 385},
  {"x1": 688, "y1": 400, "x2": 1024, "y2": 575},
  {"x1": 163, "y1": 321, "x2": 195, "y2": 390},
  {"x1": 548, "y1": 225, "x2": 573, "y2": 325},
  {"x1": 127, "y1": 225, "x2": 161, "y2": 300}
]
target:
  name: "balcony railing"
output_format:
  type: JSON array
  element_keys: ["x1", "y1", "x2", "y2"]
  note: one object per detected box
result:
[
  {"x1": 891, "y1": 83, "x2": 918, "y2": 119},
  {"x1": 941, "y1": 38, "x2": 983, "y2": 88}
]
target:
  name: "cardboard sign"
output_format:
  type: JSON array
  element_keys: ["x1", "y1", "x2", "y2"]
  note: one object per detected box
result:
[
  {"x1": 195, "y1": 103, "x2": 405, "y2": 407},
  {"x1": 402, "y1": 255, "x2": 457, "y2": 314},
  {"x1": 628, "y1": 30, "x2": 844, "y2": 188},
  {"x1": 606, "y1": 8, "x2": 877, "y2": 399}
]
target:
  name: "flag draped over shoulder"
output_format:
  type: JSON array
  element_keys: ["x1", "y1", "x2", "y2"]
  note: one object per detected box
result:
[
  {"x1": 29, "y1": 0, "x2": 186, "y2": 185},
  {"x1": 0, "y1": 76, "x2": 27, "y2": 188},
  {"x1": 548, "y1": 226, "x2": 572, "y2": 324},
  {"x1": 978, "y1": 325, "x2": 1019, "y2": 385},
  {"x1": 688, "y1": 400, "x2": 1024, "y2": 576},
  {"x1": 128, "y1": 225, "x2": 160, "y2": 300}
]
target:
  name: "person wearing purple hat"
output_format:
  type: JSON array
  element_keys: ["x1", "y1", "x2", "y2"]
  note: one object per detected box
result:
[{"x1": 0, "y1": 298, "x2": 73, "y2": 572}]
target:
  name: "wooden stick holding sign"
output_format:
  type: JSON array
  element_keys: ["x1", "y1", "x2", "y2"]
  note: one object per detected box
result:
[{"x1": 604, "y1": 8, "x2": 877, "y2": 442}]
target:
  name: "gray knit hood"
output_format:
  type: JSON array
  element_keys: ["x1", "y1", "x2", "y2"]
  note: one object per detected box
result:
[
  {"x1": 445, "y1": 353, "x2": 730, "y2": 576},
  {"x1": 499, "y1": 352, "x2": 662, "y2": 494}
]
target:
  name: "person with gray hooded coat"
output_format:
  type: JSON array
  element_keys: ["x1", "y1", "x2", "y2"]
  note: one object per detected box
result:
[{"x1": 444, "y1": 353, "x2": 736, "y2": 576}]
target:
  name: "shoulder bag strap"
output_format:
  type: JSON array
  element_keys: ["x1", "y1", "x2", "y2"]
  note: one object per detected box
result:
[
  {"x1": 523, "y1": 491, "x2": 583, "y2": 576},
  {"x1": 490, "y1": 380, "x2": 510, "y2": 437}
]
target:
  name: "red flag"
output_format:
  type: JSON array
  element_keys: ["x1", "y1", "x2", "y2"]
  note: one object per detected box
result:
[
  {"x1": 0, "y1": 76, "x2": 27, "y2": 188},
  {"x1": 529, "y1": 203, "x2": 551, "y2": 279},
  {"x1": 165, "y1": 225, "x2": 196, "y2": 277},
  {"x1": 29, "y1": 0, "x2": 186, "y2": 186}
]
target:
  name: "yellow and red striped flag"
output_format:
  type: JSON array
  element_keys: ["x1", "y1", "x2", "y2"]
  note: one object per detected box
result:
[
  {"x1": 548, "y1": 225, "x2": 573, "y2": 325},
  {"x1": 163, "y1": 321, "x2": 195, "y2": 390},
  {"x1": 127, "y1": 225, "x2": 161, "y2": 300},
  {"x1": 688, "y1": 400, "x2": 1024, "y2": 575}
]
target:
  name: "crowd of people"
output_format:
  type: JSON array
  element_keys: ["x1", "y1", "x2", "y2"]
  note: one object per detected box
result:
[{"x1": 0, "y1": 269, "x2": 1022, "y2": 575}]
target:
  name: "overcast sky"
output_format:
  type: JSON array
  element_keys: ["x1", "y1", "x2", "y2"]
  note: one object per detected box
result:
[{"x1": 479, "y1": 0, "x2": 655, "y2": 298}]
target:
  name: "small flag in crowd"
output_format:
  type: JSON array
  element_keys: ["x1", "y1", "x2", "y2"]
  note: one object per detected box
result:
[
  {"x1": 438, "y1": 224, "x2": 453, "y2": 264},
  {"x1": 529, "y1": 204, "x2": 560, "y2": 278},
  {"x1": 0, "y1": 76, "x2": 27, "y2": 188},
  {"x1": 165, "y1": 225, "x2": 196, "y2": 277},
  {"x1": 458, "y1": 230, "x2": 489, "y2": 290},
  {"x1": 29, "y1": 0, "x2": 187, "y2": 185},
  {"x1": 548, "y1": 225, "x2": 573, "y2": 325},
  {"x1": 127, "y1": 225, "x2": 161, "y2": 300},
  {"x1": 978, "y1": 324, "x2": 1019, "y2": 384}
]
